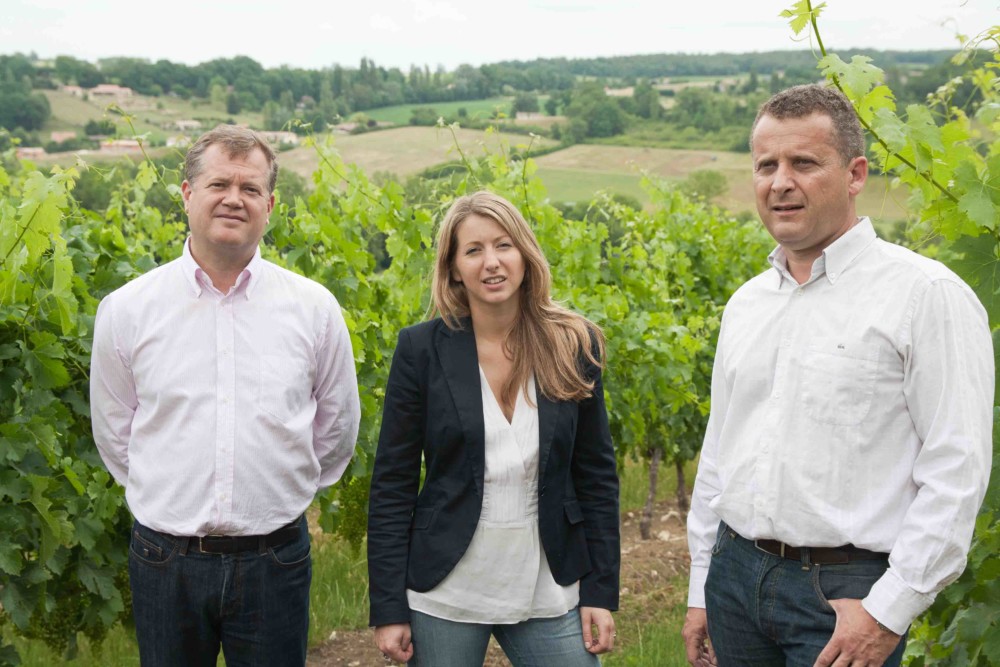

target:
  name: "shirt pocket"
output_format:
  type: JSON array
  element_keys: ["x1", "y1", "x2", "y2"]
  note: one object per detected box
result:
[
  {"x1": 258, "y1": 353, "x2": 311, "y2": 423},
  {"x1": 799, "y1": 338, "x2": 879, "y2": 426}
]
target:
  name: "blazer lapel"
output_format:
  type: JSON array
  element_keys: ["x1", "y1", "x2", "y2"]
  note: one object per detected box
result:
[
  {"x1": 435, "y1": 320, "x2": 486, "y2": 498},
  {"x1": 536, "y1": 386, "x2": 558, "y2": 483}
]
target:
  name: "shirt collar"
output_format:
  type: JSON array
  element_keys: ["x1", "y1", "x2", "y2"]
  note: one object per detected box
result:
[
  {"x1": 180, "y1": 237, "x2": 264, "y2": 299},
  {"x1": 766, "y1": 217, "x2": 877, "y2": 288}
]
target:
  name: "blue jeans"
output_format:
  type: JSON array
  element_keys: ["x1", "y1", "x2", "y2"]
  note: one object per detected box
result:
[
  {"x1": 705, "y1": 524, "x2": 907, "y2": 667},
  {"x1": 408, "y1": 608, "x2": 600, "y2": 667},
  {"x1": 128, "y1": 516, "x2": 311, "y2": 667}
]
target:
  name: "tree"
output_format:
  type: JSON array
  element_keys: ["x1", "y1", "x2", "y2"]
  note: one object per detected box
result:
[
  {"x1": 0, "y1": 82, "x2": 51, "y2": 131},
  {"x1": 632, "y1": 81, "x2": 662, "y2": 120},
  {"x1": 679, "y1": 169, "x2": 728, "y2": 202},
  {"x1": 511, "y1": 92, "x2": 539, "y2": 115}
]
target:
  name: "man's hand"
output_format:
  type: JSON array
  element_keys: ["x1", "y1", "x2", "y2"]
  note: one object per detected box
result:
[
  {"x1": 682, "y1": 607, "x2": 718, "y2": 666},
  {"x1": 373, "y1": 623, "x2": 413, "y2": 664},
  {"x1": 813, "y1": 599, "x2": 902, "y2": 667},
  {"x1": 580, "y1": 606, "x2": 616, "y2": 654}
]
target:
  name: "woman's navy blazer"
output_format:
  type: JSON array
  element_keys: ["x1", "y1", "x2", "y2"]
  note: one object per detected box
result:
[{"x1": 367, "y1": 318, "x2": 620, "y2": 627}]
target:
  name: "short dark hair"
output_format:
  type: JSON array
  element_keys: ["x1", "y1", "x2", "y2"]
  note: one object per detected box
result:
[
  {"x1": 184, "y1": 125, "x2": 278, "y2": 193},
  {"x1": 751, "y1": 84, "x2": 865, "y2": 164}
]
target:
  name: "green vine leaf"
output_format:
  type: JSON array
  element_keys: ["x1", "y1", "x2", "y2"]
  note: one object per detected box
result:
[
  {"x1": 818, "y1": 54, "x2": 884, "y2": 98},
  {"x1": 950, "y1": 233, "x2": 1000, "y2": 323},
  {"x1": 779, "y1": 0, "x2": 825, "y2": 36}
]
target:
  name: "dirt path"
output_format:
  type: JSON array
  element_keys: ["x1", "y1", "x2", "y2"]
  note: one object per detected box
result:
[{"x1": 306, "y1": 499, "x2": 690, "y2": 667}]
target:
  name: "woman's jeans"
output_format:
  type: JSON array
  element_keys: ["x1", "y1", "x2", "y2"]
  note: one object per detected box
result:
[
  {"x1": 408, "y1": 607, "x2": 600, "y2": 666},
  {"x1": 705, "y1": 524, "x2": 907, "y2": 667},
  {"x1": 128, "y1": 516, "x2": 311, "y2": 667}
]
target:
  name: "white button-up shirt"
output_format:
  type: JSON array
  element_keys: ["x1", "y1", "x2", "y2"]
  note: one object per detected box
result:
[
  {"x1": 687, "y1": 218, "x2": 994, "y2": 634},
  {"x1": 90, "y1": 240, "x2": 361, "y2": 537}
]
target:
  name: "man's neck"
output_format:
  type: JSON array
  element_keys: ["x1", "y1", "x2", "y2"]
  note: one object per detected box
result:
[{"x1": 189, "y1": 241, "x2": 254, "y2": 294}]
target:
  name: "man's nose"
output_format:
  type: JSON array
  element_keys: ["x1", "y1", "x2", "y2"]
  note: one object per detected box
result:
[
  {"x1": 222, "y1": 185, "x2": 244, "y2": 206},
  {"x1": 771, "y1": 163, "x2": 795, "y2": 192}
]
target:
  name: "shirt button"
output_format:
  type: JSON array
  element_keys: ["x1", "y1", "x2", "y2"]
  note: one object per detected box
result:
[{"x1": 796, "y1": 288, "x2": 804, "y2": 295}]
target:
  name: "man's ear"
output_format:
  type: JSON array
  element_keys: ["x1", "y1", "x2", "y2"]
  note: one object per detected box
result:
[
  {"x1": 847, "y1": 156, "x2": 868, "y2": 197},
  {"x1": 181, "y1": 180, "x2": 192, "y2": 211}
]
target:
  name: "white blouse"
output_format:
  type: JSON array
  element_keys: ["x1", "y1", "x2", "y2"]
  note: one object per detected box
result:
[{"x1": 406, "y1": 369, "x2": 580, "y2": 623}]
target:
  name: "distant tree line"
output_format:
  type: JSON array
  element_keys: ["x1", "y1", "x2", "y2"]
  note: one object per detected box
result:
[
  {"x1": 491, "y1": 49, "x2": 955, "y2": 80},
  {"x1": 0, "y1": 48, "x2": 984, "y2": 145}
]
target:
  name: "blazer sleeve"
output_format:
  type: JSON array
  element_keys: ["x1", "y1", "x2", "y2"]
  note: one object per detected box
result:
[
  {"x1": 572, "y1": 361, "x2": 621, "y2": 610},
  {"x1": 367, "y1": 328, "x2": 424, "y2": 627}
]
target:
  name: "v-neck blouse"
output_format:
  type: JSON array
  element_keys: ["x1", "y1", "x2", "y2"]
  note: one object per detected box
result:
[{"x1": 406, "y1": 369, "x2": 580, "y2": 623}]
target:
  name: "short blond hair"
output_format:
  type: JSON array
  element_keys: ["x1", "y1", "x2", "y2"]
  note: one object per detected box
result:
[{"x1": 184, "y1": 125, "x2": 278, "y2": 193}]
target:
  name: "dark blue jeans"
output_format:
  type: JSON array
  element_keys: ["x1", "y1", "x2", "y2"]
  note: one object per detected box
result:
[
  {"x1": 705, "y1": 524, "x2": 907, "y2": 667},
  {"x1": 128, "y1": 516, "x2": 311, "y2": 667}
]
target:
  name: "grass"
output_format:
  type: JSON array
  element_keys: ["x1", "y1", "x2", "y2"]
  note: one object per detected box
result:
[
  {"x1": 41, "y1": 89, "x2": 265, "y2": 144},
  {"x1": 277, "y1": 126, "x2": 555, "y2": 180},
  {"x1": 361, "y1": 98, "x2": 513, "y2": 125},
  {"x1": 8, "y1": 456, "x2": 693, "y2": 665}
]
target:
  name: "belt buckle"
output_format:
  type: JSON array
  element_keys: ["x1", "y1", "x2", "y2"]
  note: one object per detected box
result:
[
  {"x1": 754, "y1": 539, "x2": 786, "y2": 558},
  {"x1": 199, "y1": 535, "x2": 223, "y2": 553}
]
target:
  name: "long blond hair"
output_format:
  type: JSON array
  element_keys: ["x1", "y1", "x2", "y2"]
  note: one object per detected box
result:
[{"x1": 430, "y1": 191, "x2": 605, "y2": 405}]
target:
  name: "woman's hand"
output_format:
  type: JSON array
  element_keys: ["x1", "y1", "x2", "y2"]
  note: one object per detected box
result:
[
  {"x1": 580, "y1": 606, "x2": 616, "y2": 654},
  {"x1": 373, "y1": 623, "x2": 414, "y2": 663}
]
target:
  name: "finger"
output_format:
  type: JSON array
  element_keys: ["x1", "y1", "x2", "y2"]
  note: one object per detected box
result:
[
  {"x1": 706, "y1": 642, "x2": 718, "y2": 666},
  {"x1": 580, "y1": 610, "x2": 595, "y2": 649},
  {"x1": 684, "y1": 632, "x2": 706, "y2": 665},
  {"x1": 589, "y1": 619, "x2": 612, "y2": 654}
]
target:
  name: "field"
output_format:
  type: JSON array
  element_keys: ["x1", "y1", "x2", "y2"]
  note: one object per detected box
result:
[
  {"x1": 41, "y1": 90, "x2": 264, "y2": 142},
  {"x1": 277, "y1": 126, "x2": 556, "y2": 180},
  {"x1": 532, "y1": 144, "x2": 912, "y2": 221},
  {"x1": 361, "y1": 97, "x2": 514, "y2": 125}
]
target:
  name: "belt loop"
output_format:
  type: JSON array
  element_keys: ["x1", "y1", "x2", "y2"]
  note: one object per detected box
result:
[
  {"x1": 178, "y1": 536, "x2": 190, "y2": 556},
  {"x1": 800, "y1": 546, "x2": 811, "y2": 571},
  {"x1": 258, "y1": 536, "x2": 268, "y2": 555}
]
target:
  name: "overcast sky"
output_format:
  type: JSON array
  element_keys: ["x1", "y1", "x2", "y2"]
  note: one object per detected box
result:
[{"x1": 2, "y1": 0, "x2": 996, "y2": 71}]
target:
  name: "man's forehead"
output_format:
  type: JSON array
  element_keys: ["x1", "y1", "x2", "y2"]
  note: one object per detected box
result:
[
  {"x1": 197, "y1": 145, "x2": 270, "y2": 176},
  {"x1": 752, "y1": 114, "x2": 835, "y2": 152}
]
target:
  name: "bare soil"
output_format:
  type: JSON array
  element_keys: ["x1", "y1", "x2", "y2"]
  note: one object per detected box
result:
[{"x1": 306, "y1": 499, "x2": 690, "y2": 667}]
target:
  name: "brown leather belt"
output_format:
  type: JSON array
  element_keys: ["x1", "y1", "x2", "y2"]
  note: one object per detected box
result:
[{"x1": 753, "y1": 538, "x2": 888, "y2": 565}]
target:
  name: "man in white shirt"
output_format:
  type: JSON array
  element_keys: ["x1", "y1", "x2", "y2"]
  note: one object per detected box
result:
[
  {"x1": 90, "y1": 125, "x2": 361, "y2": 666},
  {"x1": 682, "y1": 85, "x2": 994, "y2": 667}
]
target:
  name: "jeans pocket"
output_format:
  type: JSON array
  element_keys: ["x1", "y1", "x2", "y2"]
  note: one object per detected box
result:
[
  {"x1": 129, "y1": 527, "x2": 179, "y2": 567},
  {"x1": 268, "y1": 536, "x2": 311, "y2": 568},
  {"x1": 812, "y1": 560, "x2": 887, "y2": 611},
  {"x1": 711, "y1": 523, "x2": 732, "y2": 556}
]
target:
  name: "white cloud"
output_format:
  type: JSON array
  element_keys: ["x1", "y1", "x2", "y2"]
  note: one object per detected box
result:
[
  {"x1": 370, "y1": 14, "x2": 402, "y2": 33},
  {"x1": 413, "y1": 0, "x2": 466, "y2": 23}
]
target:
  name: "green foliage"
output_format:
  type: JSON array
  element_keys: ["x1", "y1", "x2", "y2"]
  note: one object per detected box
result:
[
  {"x1": 564, "y1": 82, "x2": 629, "y2": 138},
  {"x1": 0, "y1": 81, "x2": 51, "y2": 132},
  {"x1": 784, "y1": 2, "x2": 1000, "y2": 662},
  {"x1": 597, "y1": 184, "x2": 769, "y2": 471},
  {"x1": 679, "y1": 169, "x2": 729, "y2": 202}
]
